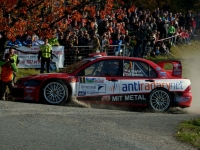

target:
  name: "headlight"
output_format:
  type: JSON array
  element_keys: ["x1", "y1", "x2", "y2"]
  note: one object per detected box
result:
[{"x1": 23, "y1": 80, "x2": 42, "y2": 86}]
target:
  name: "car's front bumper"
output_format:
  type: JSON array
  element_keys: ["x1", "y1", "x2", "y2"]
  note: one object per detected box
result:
[{"x1": 13, "y1": 85, "x2": 41, "y2": 101}]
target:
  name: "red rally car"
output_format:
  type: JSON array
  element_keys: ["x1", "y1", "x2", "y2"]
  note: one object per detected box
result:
[{"x1": 13, "y1": 55, "x2": 192, "y2": 112}]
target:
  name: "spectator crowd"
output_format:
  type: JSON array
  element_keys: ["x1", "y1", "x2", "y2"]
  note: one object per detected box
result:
[{"x1": 0, "y1": 5, "x2": 200, "y2": 65}]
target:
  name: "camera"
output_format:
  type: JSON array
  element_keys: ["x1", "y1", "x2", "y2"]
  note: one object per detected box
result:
[{"x1": 8, "y1": 59, "x2": 14, "y2": 63}]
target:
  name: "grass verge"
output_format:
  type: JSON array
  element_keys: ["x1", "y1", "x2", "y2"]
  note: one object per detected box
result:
[{"x1": 175, "y1": 118, "x2": 200, "y2": 148}]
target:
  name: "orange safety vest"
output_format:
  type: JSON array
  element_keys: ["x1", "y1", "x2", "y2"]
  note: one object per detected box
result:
[{"x1": 1, "y1": 64, "x2": 13, "y2": 82}]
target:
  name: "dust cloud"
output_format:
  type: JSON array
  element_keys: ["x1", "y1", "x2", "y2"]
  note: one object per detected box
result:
[
  {"x1": 67, "y1": 96, "x2": 91, "y2": 108},
  {"x1": 67, "y1": 96, "x2": 135, "y2": 112},
  {"x1": 181, "y1": 57, "x2": 200, "y2": 114}
]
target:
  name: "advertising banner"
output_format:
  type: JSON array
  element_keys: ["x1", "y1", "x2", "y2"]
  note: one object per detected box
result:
[{"x1": 5, "y1": 46, "x2": 64, "y2": 68}]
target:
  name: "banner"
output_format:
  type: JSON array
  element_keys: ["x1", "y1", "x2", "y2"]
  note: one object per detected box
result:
[{"x1": 5, "y1": 46, "x2": 64, "y2": 68}]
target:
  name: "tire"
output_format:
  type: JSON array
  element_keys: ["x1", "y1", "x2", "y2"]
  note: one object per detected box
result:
[
  {"x1": 42, "y1": 80, "x2": 68, "y2": 105},
  {"x1": 148, "y1": 88, "x2": 172, "y2": 112}
]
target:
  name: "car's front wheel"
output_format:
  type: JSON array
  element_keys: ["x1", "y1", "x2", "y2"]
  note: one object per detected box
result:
[
  {"x1": 42, "y1": 80, "x2": 68, "y2": 105},
  {"x1": 148, "y1": 88, "x2": 172, "y2": 112}
]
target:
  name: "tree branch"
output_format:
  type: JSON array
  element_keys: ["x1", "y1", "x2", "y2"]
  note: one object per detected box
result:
[{"x1": 49, "y1": 0, "x2": 91, "y2": 28}]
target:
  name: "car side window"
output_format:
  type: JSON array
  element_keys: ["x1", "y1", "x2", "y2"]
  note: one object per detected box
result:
[
  {"x1": 79, "y1": 60, "x2": 120, "y2": 76},
  {"x1": 123, "y1": 60, "x2": 157, "y2": 78}
]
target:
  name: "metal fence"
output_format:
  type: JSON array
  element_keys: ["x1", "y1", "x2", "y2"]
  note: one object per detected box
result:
[
  {"x1": 64, "y1": 44, "x2": 129, "y2": 66},
  {"x1": 64, "y1": 45, "x2": 93, "y2": 66},
  {"x1": 101, "y1": 44, "x2": 127, "y2": 56}
]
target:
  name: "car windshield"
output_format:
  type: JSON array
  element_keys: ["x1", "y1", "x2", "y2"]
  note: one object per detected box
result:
[{"x1": 59, "y1": 60, "x2": 90, "y2": 74}]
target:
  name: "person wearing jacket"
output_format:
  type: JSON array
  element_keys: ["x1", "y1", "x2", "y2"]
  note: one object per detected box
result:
[
  {"x1": 9, "y1": 47, "x2": 19, "y2": 83},
  {"x1": 113, "y1": 35, "x2": 122, "y2": 56},
  {"x1": 7, "y1": 38, "x2": 22, "y2": 47},
  {"x1": 38, "y1": 38, "x2": 52, "y2": 73},
  {"x1": 168, "y1": 23, "x2": 176, "y2": 45},
  {"x1": 49, "y1": 34, "x2": 60, "y2": 46},
  {"x1": 0, "y1": 53, "x2": 18, "y2": 100}
]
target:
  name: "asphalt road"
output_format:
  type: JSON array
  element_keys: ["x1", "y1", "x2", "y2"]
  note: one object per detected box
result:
[{"x1": 0, "y1": 101, "x2": 199, "y2": 150}]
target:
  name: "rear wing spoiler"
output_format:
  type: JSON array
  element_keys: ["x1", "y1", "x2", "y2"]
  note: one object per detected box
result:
[{"x1": 157, "y1": 60, "x2": 182, "y2": 78}]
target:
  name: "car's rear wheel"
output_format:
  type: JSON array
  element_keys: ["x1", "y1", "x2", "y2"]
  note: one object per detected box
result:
[
  {"x1": 43, "y1": 80, "x2": 68, "y2": 105},
  {"x1": 148, "y1": 88, "x2": 172, "y2": 112}
]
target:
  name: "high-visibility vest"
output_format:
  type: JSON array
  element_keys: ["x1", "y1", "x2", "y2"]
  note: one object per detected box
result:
[
  {"x1": 10, "y1": 54, "x2": 18, "y2": 66},
  {"x1": 39, "y1": 44, "x2": 52, "y2": 58}
]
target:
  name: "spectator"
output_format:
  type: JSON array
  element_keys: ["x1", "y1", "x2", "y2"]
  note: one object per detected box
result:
[
  {"x1": 38, "y1": 38, "x2": 52, "y2": 73},
  {"x1": 2, "y1": 4, "x2": 200, "y2": 62},
  {"x1": 189, "y1": 27, "x2": 198, "y2": 41},
  {"x1": 165, "y1": 39, "x2": 172, "y2": 52},
  {"x1": 49, "y1": 34, "x2": 60, "y2": 46},
  {"x1": 151, "y1": 19, "x2": 157, "y2": 31},
  {"x1": 130, "y1": 36, "x2": 137, "y2": 57},
  {"x1": 91, "y1": 35, "x2": 100, "y2": 53},
  {"x1": 184, "y1": 30, "x2": 191, "y2": 45},
  {"x1": 21, "y1": 35, "x2": 32, "y2": 47},
  {"x1": 0, "y1": 53, "x2": 18, "y2": 100},
  {"x1": 9, "y1": 47, "x2": 19, "y2": 83},
  {"x1": 168, "y1": 23, "x2": 176, "y2": 45},
  {"x1": 101, "y1": 35, "x2": 109, "y2": 53},
  {"x1": 190, "y1": 17, "x2": 197, "y2": 33},
  {"x1": 155, "y1": 46, "x2": 160, "y2": 55},
  {"x1": 7, "y1": 38, "x2": 22, "y2": 47},
  {"x1": 31, "y1": 35, "x2": 44, "y2": 46},
  {"x1": 113, "y1": 35, "x2": 122, "y2": 56}
]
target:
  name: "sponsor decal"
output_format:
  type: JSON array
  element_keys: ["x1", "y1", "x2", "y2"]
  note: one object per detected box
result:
[
  {"x1": 80, "y1": 77, "x2": 105, "y2": 83},
  {"x1": 25, "y1": 90, "x2": 33, "y2": 93},
  {"x1": 111, "y1": 94, "x2": 147, "y2": 102},
  {"x1": 94, "y1": 78, "x2": 104, "y2": 83},
  {"x1": 173, "y1": 63, "x2": 182, "y2": 75},
  {"x1": 79, "y1": 84, "x2": 106, "y2": 94},
  {"x1": 175, "y1": 97, "x2": 190, "y2": 102},
  {"x1": 122, "y1": 81, "x2": 183, "y2": 91},
  {"x1": 85, "y1": 77, "x2": 104, "y2": 83},
  {"x1": 159, "y1": 72, "x2": 166, "y2": 77},
  {"x1": 102, "y1": 95, "x2": 110, "y2": 101},
  {"x1": 156, "y1": 67, "x2": 161, "y2": 71},
  {"x1": 123, "y1": 70, "x2": 144, "y2": 76},
  {"x1": 173, "y1": 71, "x2": 181, "y2": 75},
  {"x1": 85, "y1": 78, "x2": 95, "y2": 83},
  {"x1": 78, "y1": 91, "x2": 86, "y2": 96}
]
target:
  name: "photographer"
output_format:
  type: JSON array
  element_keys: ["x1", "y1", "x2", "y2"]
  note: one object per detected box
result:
[{"x1": 0, "y1": 53, "x2": 18, "y2": 101}]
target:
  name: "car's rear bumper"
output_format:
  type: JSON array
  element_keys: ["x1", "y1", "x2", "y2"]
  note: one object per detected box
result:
[{"x1": 174, "y1": 92, "x2": 192, "y2": 108}]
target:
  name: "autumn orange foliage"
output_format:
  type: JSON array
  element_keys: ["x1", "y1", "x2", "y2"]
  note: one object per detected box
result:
[{"x1": 0, "y1": 0, "x2": 199, "y2": 40}]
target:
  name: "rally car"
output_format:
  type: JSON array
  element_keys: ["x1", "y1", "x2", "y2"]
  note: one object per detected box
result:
[{"x1": 13, "y1": 55, "x2": 192, "y2": 112}]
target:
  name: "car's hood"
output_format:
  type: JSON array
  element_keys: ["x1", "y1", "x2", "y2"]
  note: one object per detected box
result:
[{"x1": 18, "y1": 73, "x2": 71, "y2": 80}]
